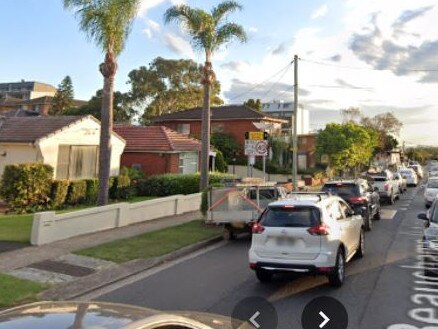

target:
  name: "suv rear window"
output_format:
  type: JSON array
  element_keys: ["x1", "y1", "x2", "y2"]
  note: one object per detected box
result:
[
  {"x1": 260, "y1": 206, "x2": 320, "y2": 228},
  {"x1": 321, "y1": 183, "x2": 359, "y2": 197}
]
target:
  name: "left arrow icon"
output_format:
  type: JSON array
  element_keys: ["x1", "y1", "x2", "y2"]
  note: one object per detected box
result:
[{"x1": 249, "y1": 311, "x2": 261, "y2": 328}]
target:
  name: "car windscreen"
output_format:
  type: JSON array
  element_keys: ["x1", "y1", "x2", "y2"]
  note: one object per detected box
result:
[
  {"x1": 321, "y1": 184, "x2": 359, "y2": 197},
  {"x1": 260, "y1": 206, "x2": 320, "y2": 228},
  {"x1": 427, "y1": 180, "x2": 438, "y2": 188},
  {"x1": 431, "y1": 205, "x2": 438, "y2": 224}
]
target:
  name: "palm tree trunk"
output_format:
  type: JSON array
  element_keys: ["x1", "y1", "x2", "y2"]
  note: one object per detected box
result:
[
  {"x1": 200, "y1": 57, "x2": 213, "y2": 191},
  {"x1": 98, "y1": 52, "x2": 117, "y2": 206}
]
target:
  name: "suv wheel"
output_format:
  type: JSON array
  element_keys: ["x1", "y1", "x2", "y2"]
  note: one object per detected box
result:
[
  {"x1": 356, "y1": 230, "x2": 365, "y2": 258},
  {"x1": 256, "y1": 269, "x2": 273, "y2": 283},
  {"x1": 364, "y1": 211, "x2": 372, "y2": 231},
  {"x1": 328, "y1": 249, "x2": 345, "y2": 287}
]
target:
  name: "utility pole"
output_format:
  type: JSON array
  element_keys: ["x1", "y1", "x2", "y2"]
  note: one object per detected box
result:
[{"x1": 292, "y1": 54, "x2": 299, "y2": 191}]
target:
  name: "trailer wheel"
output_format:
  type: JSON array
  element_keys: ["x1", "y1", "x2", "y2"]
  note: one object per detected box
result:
[{"x1": 223, "y1": 226, "x2": 235, "y2": 241}]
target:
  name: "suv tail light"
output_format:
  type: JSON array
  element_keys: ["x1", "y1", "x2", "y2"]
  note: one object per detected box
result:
[
  {"x1": 349, "y1": 196, "x2": 366, "y2": 204},
  {"x1": 307, "y1": 223, "x2": 331, "y2": 236},
  {"x1": 252, "y1": 223, "x2": 265, "y2": 234}
]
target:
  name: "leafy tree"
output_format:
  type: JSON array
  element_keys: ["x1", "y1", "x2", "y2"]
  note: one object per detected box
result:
[
  {"x1": 361, "y1": 112, "x2": 403, "y2": 136},
  {"x1": 127, "y1": 57, "x2": 223, "y2": 124},
  {"x1": 64, "y1": 0, "x2": 139, "y2": 205},
  {"x1": 164, "y1": 1, "x2": 247, "y2": 190},
  {"x1": 316, "y1": 122, "x2": 378, "y2": 173},
  {"x1": 211, "y1": 133, "x2": 240, "y2": 161},
  {"x1": 340, "y1": 107, "x2": 361, "y2": 123},
  {"x1": 244, "y1": 98, "x2": 262, "y2": 111},
  {"x1": 51, "y1": 76, "x2": 74, "y2": 115},
  {"x1": 65, "y1": 89, "x2": 136, "y2": 123}
]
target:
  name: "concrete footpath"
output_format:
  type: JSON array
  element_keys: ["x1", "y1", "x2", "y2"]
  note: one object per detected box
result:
[{"x1": 0, "y1": 211, "x2": 201, "y2": 272}]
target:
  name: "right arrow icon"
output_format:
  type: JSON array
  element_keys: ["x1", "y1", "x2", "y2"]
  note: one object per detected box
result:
[{"x1": 319, "y1": 311, "x2": 330, "y2": 328}]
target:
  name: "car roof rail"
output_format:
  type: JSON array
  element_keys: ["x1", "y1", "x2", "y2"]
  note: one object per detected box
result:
[{"x1": 288, "y1": 191, "x2": 331, "y2": 201}]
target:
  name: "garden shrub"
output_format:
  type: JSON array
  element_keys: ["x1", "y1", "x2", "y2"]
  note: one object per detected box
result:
[
  {"x1": 50, "y1": 180, "x2": 69, "y2": 208},
  {"x1": 109, "y1": 167, "x2": 135, "y2": 200},
  {"x1": 85, "y1": 179, "x2": 99, "y2": 204},
  {"x1": 137, "y1": 173, "x2": 234, "y2": 197},
  {"x1": 0, "y1": 163, "x2": 54, "y2": 213},
  {"x1": 66, "y1": 180, "x2": 87, "y2": 205}
]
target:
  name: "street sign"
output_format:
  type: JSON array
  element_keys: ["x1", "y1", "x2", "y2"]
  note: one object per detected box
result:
[
  {"x1": 245, "y1": 140, "x2": 269, "y2": 156},
  {"x1": 245, "y1": 131, "x2": 268, "y2": 140}
]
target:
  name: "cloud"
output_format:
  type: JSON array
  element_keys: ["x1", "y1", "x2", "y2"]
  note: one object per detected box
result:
[
  {"x1": 143, "y1": 19, "x2": 161, "y2": 39},
  {"x1": 220, "y1": 61, "x2": 250, "y2": 72},
  {"x1": 272, "y1": 43, "x2": 287, "y2": 55},
  {"x1": 393, "y1": 6, "x2": 434, "y2": 30},
  {"x1": 162, "y1": 32, "x2": 194, "y2": 58},
  {"x1": 138, "y1": 0, "x2": 166, "y2": 17},
  {"x1": 224, "y1": 79, "x2": 309, "y2": 103},
  {"x1": 248, "y1": 27, "x2": 258, "y2": 33},
  {"x1": 311, "y1": 4, "x2": 328, "y2": 19},
  {"x1": 335, "y1": 79, "x2": 373, "y2": 91},
  {"x1": 328, "y1": 54, "x2": 342, "y2": 62}
]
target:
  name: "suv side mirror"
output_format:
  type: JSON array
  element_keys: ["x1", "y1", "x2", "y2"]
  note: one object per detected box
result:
[{"x1": 417, "y1": 213, "x2": 428, "y2": 221}]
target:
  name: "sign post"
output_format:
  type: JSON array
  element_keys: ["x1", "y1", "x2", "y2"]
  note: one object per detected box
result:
[{"x1": 244, "y1": 131, "x2": 269, "y2": 179}]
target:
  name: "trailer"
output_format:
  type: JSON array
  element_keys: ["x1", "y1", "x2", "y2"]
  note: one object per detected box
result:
[{"x1": 206, "y1": 180, "x2": 287, "y2": 240}]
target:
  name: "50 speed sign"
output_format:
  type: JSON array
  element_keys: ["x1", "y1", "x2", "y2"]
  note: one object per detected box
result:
[{"x1": 245, "y1": 140, "x2": 268, "y2": 156}]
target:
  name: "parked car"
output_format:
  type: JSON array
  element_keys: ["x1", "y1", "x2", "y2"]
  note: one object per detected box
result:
[
  {"x1": 417, "y1": 201, "x2": 438, "y2": 277},
  {"x1": 321, "y1": 179, "x2": 380, "y2": 231},
  {"x1": 409, "y1": 164, "x2": 424, "y2": 179},
  {"x1": 424, "y1": 177, "x2": 438, "y2": 208},
  {"x1": 366, "y1": 170, "x2": 400, "y2": 204},
  {"x1": 399, "y1": 168, "x2": 418, "y2": 187},
  {"x1": 394, "y1": 172, "x2": 407, "y2": 193},
  {"x1": 249, "y1": 193, "x2": 364, "y2": 287},
  {"x1": 428, "y1": 169, "x2": 438, "y2": 178}
]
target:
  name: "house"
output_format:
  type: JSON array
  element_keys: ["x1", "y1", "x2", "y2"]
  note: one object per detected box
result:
[
  {"x1": 0, "y1": 116, "x2": 126, "y2": 179},
  {"x1": 0, "y1": 80, "x2": 57, "y2": 100},
  {"x1": 113, "y1": 125, "x2": 202, "y2": 176},
  {"x1": 152, "y1": 105, "x2": 286, "y2": 152},
  {"x1": 297, "y1": 133, "x2": 318, "y2": 170},
  {"x1": 0, "y1": 95, "x2": 87, "y2": 116},
  {"x1": 261, "y1": 100, "x2": 310, "y2": 135}
]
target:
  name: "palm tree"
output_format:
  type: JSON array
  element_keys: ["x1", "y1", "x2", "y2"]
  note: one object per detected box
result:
[
  {"x1": 64, "y1": 0, "x2": 139, "y2": 205},
  {"x1": 164, "y1": 1, "x2": 247, "y2": 190}
]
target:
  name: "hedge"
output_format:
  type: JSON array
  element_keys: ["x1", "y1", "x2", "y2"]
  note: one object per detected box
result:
[
  {"x1": 0, "y1": 163, "x2": 54, "y2": 213},
  {"x1": 50, "y1": 180, "x2": 69, "y2": 208},
  {"x1": 137, "y1": 173, "x2": 234, "y2": 197},
  {"x1": 66, "y1": 180, "x2": 87, "y2": 205},
  {"x1": 85, "y1": 179, "x2": 99, "y2": 204}
]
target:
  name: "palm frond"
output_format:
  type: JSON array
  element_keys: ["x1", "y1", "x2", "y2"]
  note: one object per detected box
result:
[
  {"x1": 211, "y1": 1, "x2": 242, "y2": 22},
  {"x1": 64, "y1": 0, "x2": 139, "y2": 56},
  {"x1": 214, "y1": 23, "x2": 247, "y2": 50}
]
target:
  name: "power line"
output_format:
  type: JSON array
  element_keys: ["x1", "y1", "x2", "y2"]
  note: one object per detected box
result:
[
  {"x1": 300, "y1": 58, "x2": 438, "y2": 72},
  {"x1": 228, "y1": 60, "x2": 294, "y2": 102},
  {"x1": 260, "y1": 64, "x2": 292, "y2": 99}
]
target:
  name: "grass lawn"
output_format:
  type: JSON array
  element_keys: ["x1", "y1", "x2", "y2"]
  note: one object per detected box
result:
[
  {"x1": 76, "y1": 220, "x2": 221, "y2": 263},
  {"x1": 0, "y1": 273, "x2": 48, "y2": 309},
  {"x1": 0, "y1": 214, "x2": 33, "y2": 244}
]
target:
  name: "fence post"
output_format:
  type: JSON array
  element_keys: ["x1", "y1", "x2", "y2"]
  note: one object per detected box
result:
[{"x1": 31, "y1": 211, "x2": 56, "y2": 246}]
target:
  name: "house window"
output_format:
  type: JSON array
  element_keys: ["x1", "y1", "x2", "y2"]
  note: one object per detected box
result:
[
  {"x1": 56, "y1": 145, "x2": 99, "y2": 180},
  {"x1": 177, "y1": 123, "x2": 190, "y2": 135},
  {"x1": 179, "y1": 152, "x2": 199, "y2": 174}
]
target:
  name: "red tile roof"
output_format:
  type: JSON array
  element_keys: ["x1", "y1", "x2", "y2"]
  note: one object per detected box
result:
[{"x1": 114, "y1": 125, "x2": 201, "y2": 153}]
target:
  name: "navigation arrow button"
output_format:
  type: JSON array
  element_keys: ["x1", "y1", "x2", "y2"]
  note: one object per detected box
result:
[
  {"x1": 249, "y1": 311, "x2": 261, "y2": 328},
  {"x1": 319, "y1": 311, "x2": 330, "y2": 328}
]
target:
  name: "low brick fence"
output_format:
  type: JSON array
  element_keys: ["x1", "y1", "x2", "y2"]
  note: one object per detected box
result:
[{"x1": 30, "y1": 193, "x2": 202, "y2": 246}]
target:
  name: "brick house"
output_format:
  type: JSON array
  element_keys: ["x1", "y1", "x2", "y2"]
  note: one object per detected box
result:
[
  {"x1": 152, "y1": 105, "x2": 286, "y2": 153},
  {"x1": 297, "y1": 133, "x2": 318, "y2": 170},
  {"x1": 113, "y1": 125, "x2": 202, "y2": 176}
]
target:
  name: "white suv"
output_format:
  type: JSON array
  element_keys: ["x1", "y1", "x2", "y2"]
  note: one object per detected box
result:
[{"x1": 249, "y1": 193, "x2": 364, "y2": 287}]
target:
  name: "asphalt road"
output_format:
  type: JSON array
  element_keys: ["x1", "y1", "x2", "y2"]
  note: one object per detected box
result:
[{"x1": 95, "y1": 185, "x2": 435, "y2": 329}]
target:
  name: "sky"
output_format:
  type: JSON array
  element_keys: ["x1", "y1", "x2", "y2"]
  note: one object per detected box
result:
[{"x1": 1, "y1": 0, "x2": 437, "y2": 146}]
